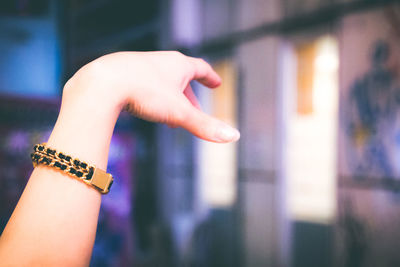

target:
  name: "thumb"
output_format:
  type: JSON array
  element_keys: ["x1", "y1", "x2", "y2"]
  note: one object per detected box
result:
[{"x1": 179, "y1": 99, "x2": 240, "y2": 143}]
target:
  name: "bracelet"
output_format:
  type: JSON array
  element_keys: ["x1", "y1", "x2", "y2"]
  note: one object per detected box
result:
[{"x1": 31, "y1": 143, "x2": 114, "y2": 194}]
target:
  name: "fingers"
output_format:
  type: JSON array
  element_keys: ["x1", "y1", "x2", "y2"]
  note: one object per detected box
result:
[
  {"x1": 178, "y1": 97, "x2": 240, "y2": 143},
  {"x1": 183, "y1": 84, "x2": 201, "y2": 110},
  {"x1": 187, "y1": 57, "x2": 222, "y2": 88}
]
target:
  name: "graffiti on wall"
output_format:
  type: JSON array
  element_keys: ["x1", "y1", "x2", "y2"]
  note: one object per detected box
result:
[{"x1": 344, "y1": 40, "x2": 400, "y2": 179}]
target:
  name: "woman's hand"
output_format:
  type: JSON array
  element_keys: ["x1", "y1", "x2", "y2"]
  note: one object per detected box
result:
[
  {"x1": 65, "y1": 51, "x2": 240, "y2": 143},
  {"x1": 0, "y1": 51, "x2": 240, "y2": 266}
]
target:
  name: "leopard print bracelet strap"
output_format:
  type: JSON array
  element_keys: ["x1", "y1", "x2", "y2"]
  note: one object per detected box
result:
[{"x1": 31, "y1": 143, "x2": 114, "y2": 194}]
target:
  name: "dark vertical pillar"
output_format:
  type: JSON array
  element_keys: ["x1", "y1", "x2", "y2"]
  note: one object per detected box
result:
[{"x1": 291, "y1": 221, "x2": 334, "y2": 267}]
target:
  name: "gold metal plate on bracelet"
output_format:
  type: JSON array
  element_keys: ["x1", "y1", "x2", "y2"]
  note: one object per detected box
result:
[{"x1": 90, "y1": 168, "x2": 113, "y2": 194}]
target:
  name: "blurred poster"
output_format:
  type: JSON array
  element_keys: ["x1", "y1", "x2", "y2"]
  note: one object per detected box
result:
[
  {"x1": 339, "y1": 5, "x2": 400, "y2": 181},
  {"x1": 336, "y1": 5, "x2": 400, "y2": 267}
]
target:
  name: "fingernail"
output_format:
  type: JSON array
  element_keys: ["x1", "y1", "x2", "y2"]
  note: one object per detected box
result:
[{"x1": 215, "y1": 124, "x2": 240, "y2": 142}]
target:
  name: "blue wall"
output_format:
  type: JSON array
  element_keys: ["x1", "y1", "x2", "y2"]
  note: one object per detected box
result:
[{"x1": 0, "y1": 16, "x2": 60, "y2": 98}]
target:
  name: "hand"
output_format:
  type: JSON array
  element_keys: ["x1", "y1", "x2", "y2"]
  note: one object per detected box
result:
[
  {"x1": 0, "y1": 51, "x2": 241, "y2": 266},
  {"x1": 66, "y1": 51, "x2": 240, "y2": 143}
]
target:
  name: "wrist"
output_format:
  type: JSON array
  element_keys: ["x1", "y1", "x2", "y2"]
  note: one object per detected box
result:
[
  {"x1": 47, "y1": 75, "x2": 123, "y2": 170},
  {"x1": 63, "y1": 65, "x2": 127, "y2": 115}
]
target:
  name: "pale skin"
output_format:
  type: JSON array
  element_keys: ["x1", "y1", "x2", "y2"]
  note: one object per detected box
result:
[{"x1": 0, "y1": 51, "x2": 240, "y2": 266}]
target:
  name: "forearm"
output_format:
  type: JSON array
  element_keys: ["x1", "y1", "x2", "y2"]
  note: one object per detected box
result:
[{"x1": 0, "y1": 79, "x2": 123, "y2": 266}]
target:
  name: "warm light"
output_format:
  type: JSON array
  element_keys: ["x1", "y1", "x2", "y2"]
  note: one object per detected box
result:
[
  {"x1": 197, "y1": 60, "x2": 238, "y2": 209},
  {"x1": 286, "y1": 35, "x2": 338, "y2": 224},
  {"x1": 315, "y1": 37, "x2": 339, "y2": 72}
]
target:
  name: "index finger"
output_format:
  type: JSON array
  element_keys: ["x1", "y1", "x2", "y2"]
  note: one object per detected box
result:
[{"x1": 187, "y1": 57, "x2": 222, "y2": 88}]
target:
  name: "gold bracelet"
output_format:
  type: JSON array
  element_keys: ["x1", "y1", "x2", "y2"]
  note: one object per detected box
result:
[{"x1": 31, "y1": 143, "x2": 114, "y2": 194}]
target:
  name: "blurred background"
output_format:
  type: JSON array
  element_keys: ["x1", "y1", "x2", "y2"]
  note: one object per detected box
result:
[{"x1": 0, "y1": 0, "x2": 400, "y2": 266}]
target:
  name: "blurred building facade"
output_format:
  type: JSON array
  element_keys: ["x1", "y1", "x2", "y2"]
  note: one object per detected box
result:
[{"x1": 1, "y1": 0, "x2": 400, "y2": 267}]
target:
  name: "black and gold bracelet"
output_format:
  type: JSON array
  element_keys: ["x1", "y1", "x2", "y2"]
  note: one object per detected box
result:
[{"x1": 31, "y1": 143, "x2": 114, "y2": 194}]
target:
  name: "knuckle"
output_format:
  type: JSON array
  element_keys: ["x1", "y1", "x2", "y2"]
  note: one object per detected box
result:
[
  {"x1": 196, "y1": 58, "x2": 208, "y2": 67},
  {"x1": 197, "y1": 58, "x2": 207, "y2": 64},
  {"x1": 170, "y1": 50, "x2": 184, "y2": 58},
  {"x1": 174, "y1": 109, "x2": 187, "y2": 124},
  {"x1": 175, "y1": 104, "x2": 190, "y2": 124}
]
